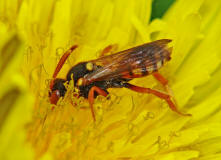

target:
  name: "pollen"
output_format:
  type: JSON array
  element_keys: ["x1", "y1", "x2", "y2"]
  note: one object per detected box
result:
[
  {"x1": 2, "y1": 0, "x2": 220, "y2": 160},
  {"x1": 86, "y1": 62, "x2": 93, "y2": 71},
  {"x1": 74, "y1": 87, "x2": 80, "y2": 93}
]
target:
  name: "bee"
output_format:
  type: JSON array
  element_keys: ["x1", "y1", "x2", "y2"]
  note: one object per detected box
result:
[{"x1": 49, "y1": 39, "x2": 191, "y2": 121}]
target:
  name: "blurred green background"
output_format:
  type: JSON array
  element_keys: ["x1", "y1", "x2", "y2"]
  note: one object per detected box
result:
[{"x1": 151, "y1": 0, "x2": 175, "y2": 21}]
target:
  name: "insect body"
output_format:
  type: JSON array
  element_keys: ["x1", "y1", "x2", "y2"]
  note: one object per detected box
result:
[{"x1": 49, "y1": 39, "x2": 191, "y2": 121}]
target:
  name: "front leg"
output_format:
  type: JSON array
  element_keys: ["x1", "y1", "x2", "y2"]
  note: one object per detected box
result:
[
  {"x1": 88, "y1": 86, "x2": 108, "y2": 121},
  {"x1": 124, "y1": 83, "x2": 191, "y2": 116}
]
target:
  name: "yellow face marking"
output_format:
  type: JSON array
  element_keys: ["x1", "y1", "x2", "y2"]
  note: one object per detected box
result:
[
  {"x1": 77, "y1": 78, "x2": 83, "y2": 86},
  {"x1": 86, "y1": 62, "x2": 93, "y2": 71}
]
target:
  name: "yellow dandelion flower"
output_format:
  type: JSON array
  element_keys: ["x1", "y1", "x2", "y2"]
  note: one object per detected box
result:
[
  {"x1": 0, "y1": 25, "x2": 34, "y2": 159},
  {"x1": 1, "y1": 0, "x2": 221, "y2": 160}
]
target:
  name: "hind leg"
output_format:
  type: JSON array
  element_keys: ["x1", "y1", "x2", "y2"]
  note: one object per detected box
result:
[
  {"x1": 124, "y1": 83, "x2": 191, "y2": 116},
  {"x1": 152, "y1": 72, "x2": 178, "y2": 105}
]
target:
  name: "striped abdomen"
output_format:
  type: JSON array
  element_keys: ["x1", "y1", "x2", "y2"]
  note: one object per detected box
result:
[{"x1": 122, "y1": 44, "x2": 172, "y2": 79}]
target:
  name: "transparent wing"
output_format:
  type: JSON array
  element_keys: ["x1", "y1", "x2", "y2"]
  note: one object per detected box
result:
[{"x1": 84, "y1": 39, "x2": 172, "y2": 84}]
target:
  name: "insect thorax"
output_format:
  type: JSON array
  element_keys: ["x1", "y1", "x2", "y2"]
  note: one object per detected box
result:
[
  {"x1": 66, "y1": 61, "x2": 130, "y2": 98},
  {"x1": 66, "y1": 62, "x2": 103, "y2": 98},
  {"x1": 66, "y1": 62, "x2": 91, "y2": 83}
]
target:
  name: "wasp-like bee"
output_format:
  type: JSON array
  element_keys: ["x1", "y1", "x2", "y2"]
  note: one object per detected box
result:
[{"x1": 49, "y1": 39, "x2": 191, "y2": 121}]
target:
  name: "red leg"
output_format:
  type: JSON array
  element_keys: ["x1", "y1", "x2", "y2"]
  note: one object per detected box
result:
[
  {"x1": 152, "y1": 72, "x2": 178, "y2": 106},
  {"x1": 124, "y1": 83, "x2": 191, "y2": 116},
  {"x1": 88, "y1": 86, "x2": 108, "y2": 121},
  {"x1": 50, "y1": 45, "x2": 78, "y2": 89},
  {"x1": 100, "y1": 44, "x2": 118, "y2": 57},
  {"x1": 152, "y1": 72, "x2": 168, "y2": 86}
]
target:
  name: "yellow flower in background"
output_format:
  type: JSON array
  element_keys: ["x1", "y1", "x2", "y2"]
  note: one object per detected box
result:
[{"x1": 1, "y1": 0, "x2": 221, "y2": 160}]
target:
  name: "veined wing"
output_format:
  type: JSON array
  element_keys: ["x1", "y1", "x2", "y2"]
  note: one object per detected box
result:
[{"x1": 83, "y1": 39, "x2": 172, "y2": 85}]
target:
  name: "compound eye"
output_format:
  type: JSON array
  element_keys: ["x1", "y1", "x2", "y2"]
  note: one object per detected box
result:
[{"x1": 49, "y1": 90, "x2": 61, "y2": 104}]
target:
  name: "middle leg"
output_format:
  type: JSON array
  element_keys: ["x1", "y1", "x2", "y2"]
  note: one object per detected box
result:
[
  {"x1": 88, "y1": 86, "x2": 108, "y2": 121},
  {"x1": 99, "y1": 44, "x2": 118, "y2": 57}
]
